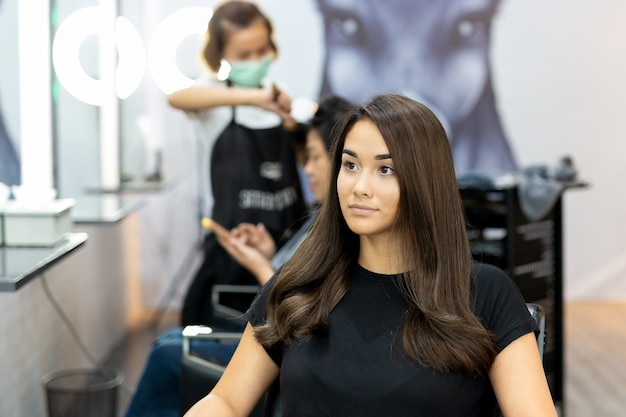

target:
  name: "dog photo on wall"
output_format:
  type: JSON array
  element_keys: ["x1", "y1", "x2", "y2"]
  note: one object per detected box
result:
[{"x1": 315, "y1": 0, "x2": 515, "y2": 176}]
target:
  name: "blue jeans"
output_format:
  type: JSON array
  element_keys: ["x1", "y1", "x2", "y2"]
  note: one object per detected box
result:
[{"x1": 124, "y1": 326, "x2": 240, "y2": 417}]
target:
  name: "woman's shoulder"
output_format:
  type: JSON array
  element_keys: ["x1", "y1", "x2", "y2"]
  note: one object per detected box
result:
[
  {"x1": 470, "y1": 261, "x2": 527, "y2": 318},
  {"x1": 470, "y1": 262, "x2": 537, "y2": 346},
  {"x1": 471, "y1": 262, "x2": 514, "y2": 294}
]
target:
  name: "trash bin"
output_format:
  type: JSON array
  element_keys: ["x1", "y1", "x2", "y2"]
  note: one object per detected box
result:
[{"x1": 42, "y1": 368, "x2": 124, "y2": 417}]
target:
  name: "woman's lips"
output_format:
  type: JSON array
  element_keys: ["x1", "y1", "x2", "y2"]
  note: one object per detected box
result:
[{"x1": 349, "y1": 203, "x2": 376, "y2": 215}]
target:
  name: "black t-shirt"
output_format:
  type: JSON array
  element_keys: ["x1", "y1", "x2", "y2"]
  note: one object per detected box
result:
[{"x1": 247, "y1": 262, "x2": 538, "y2": 417}]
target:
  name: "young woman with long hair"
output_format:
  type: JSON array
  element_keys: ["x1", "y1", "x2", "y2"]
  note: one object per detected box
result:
[{"x1": 184, "y1": 93, "x2": 557, "y2": 417}]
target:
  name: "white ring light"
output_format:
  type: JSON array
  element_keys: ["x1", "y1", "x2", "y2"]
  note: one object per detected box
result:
[
  {"x1": 52, "y1": 7, "x2": 102, "y2": 105},
  {"x1": 52, "y1": 6, "x2": 146, "y2": 106},
  {"x1": 148, "y1": 7, "x2": 214, "y2": 95}
]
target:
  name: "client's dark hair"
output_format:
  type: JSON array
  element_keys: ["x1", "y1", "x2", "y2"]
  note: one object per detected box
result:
[{"x1": 310, "y1": 95, "x2": 353, "y2": 151}]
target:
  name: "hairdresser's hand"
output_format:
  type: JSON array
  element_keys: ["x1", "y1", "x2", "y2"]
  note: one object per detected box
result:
[
  {"x1": 273, "y1": 86, "x2": 299, "y2": 129},
  {"x1": 231, "y1": 222, "x2": 276, "y2": 260},
  {"x1": 272, "y1": 85, "x2": 292, "y2": 114},
  {"x1": 219, "y1": 234, "x2": 276, "y2": 285},
  {"x1": 253, "y1": 85, "x2": 295, "y2": 125}
]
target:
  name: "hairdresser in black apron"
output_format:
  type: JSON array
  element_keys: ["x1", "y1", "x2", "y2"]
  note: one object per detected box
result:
[{"x1": 168, "y1": 1, "x2": 307, "y2": 326}]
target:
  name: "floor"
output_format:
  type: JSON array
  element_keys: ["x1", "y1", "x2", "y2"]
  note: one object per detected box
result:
[
  {"x1": 104, "y1": 309, "x2": 182, "y2": 417},
  {"x1": 104, "y1": 302, "x2": 626, "y2": 417},
  {"x1": 563, "y1": 302, "x2": 626, "y2": 417}
]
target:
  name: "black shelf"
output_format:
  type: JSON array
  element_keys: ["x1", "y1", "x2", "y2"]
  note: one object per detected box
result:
[{"x1": 460, "y1": 184, "x2": 564, "y2": 413}]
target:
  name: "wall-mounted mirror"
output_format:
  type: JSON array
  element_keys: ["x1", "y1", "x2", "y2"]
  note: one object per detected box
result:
[
  {"x1": 52, "y1": 0, "x2": 110, "y2": 197},
  {"x1": 117, "y1": 0, "x2": 210, "y2": 189}
]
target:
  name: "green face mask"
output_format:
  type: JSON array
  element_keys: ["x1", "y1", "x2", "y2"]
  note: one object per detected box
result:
[{"x1": 227, "y1": 55, "x2": 272, "y2": 87}]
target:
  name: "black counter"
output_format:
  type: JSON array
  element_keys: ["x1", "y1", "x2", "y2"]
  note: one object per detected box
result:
[{"x1": 0, "y1": 232, "x2": 88, "y2": 291}]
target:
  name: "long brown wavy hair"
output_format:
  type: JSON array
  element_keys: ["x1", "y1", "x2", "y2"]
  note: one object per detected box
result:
[{"x1": 255, "y1": 93, "x2": 496, "y2": 375}]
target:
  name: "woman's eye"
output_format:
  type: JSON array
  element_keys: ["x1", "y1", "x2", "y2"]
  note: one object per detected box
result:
[
  {"x1": 380, "y1": 166, "x2": 394, "y2": 176},
  {"x1": 342, "y1": 160, "x2": 357, "y2": 171}
]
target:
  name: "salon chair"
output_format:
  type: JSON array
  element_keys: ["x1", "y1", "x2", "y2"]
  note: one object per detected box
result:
[
  {"x1": 180, "y1": 325, "x2": 280, "y2": 417},
  {"x1": 180, "y1": 284, "x2": 268, "y2": 416},
  {"x1": 180, "y1": 303, "x2": 545, "y2": 417},
  {"x1": 526, "y1": 302, "x2": 547, "y2": 361}
]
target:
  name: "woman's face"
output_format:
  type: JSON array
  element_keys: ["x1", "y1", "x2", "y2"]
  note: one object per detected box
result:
[
  {"x1": 222, "y1": 19, "x2": 273, "y2": 62},
  {"x1": 304, "y1": 129, "x2": 331, "y2": 203},
  {"x1": 337, "y1": 119, "x2": 400, "y2": 240}
]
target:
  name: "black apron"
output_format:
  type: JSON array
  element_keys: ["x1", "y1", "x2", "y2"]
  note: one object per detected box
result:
[{"x1": 181, "y1": 105, "x2": 306, "y2": 326}]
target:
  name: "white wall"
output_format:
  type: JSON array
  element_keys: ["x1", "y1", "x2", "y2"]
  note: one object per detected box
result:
[
  {"x1": 136, "y1": 190, "x2": 204, "y2": 309},
  {"x1": 491, "y1": 0, "x2": 626, "y2": 299}
]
